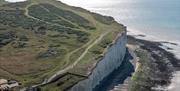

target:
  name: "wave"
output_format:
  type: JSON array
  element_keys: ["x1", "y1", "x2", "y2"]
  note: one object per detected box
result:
[{"x1": 127, "y1": 27, "x2": 180, "y2": 59}]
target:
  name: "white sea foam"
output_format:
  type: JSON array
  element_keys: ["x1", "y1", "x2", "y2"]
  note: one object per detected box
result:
[
  {"x1": 3, "y1": 0, "x2": 180, "y2": 90},
  {"x1": 127, "y1": 28, "x2": 180, "y2": 59},
  {"x1": 167, "y1": 71, "x2": 180, "y2": 91},
  {"x1": 127, "y1": 28, "x2": 180, "y2": 91}
]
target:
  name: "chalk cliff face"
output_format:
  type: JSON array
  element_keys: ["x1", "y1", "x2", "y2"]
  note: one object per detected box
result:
[{"x1": 70, "y1": 31, "x2": 127, "y2": 91}]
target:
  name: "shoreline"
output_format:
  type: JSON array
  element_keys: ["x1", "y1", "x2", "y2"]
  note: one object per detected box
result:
[
  {"x1": 116, "y1": 35, "x2": 180, "y2": 91},
  {"x1": 128, "y1": 35, "x2": 180, "y2": 68},
  {"x1": 2, "y1": 1, "x2": 180, "y2": 91},
  {"x1": 127, "y1": 30, "x2": 180, "y2": 60},
  {"x1": 88, "y1": 34, "x2": 180, "y2": 91}
]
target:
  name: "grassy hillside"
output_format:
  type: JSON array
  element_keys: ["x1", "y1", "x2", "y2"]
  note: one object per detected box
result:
[{"x1": 0, "y1": 0, "x2": 125, "y2": 90}]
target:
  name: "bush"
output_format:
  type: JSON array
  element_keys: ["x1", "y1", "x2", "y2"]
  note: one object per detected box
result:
[
  {"x1": 99, "y1": 39, "x2": 111, "y2": 48},
  {"x1": 40, "y1": 4, "x2": 94, "y2": 29},
  {"x1": 19, "y1": 35, "x2": 28, "y2": 41},
  {"x1": 0, "y1": 31, "x2": 16, "y2": 47},
  {"x1": 92, "y1": 13, "x2": 114, "y2": 24},
  {"x1": 28, "y1": 5, "x2": 77, "y2": 28},
  {"x1": 38, "y1": 48, "x2": 66, "y2": 58},
  {"x1": 35, "y1": 26, "x2": 47, "y2": 35},
  {"x1": 12, "y1": 41, "x2": 26, "y2": 48}
]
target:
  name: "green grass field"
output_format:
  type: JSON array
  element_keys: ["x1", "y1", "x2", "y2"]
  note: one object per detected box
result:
[{"x1": 0, "y1": 0, "x2": 125, "y2": 90}]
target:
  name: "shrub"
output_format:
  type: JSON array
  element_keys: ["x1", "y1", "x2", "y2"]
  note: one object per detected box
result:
[
  {"x1": 28, "y1": 5, "x2": 77, "y2": 28},
  {"x1": 19, "y1": 35, "x2": 28, "y2": 41},
  {"x1": 40, "y1": 4, "x2": 94, "y2": 29}
]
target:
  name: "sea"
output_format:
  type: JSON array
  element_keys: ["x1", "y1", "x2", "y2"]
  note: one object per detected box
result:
[
  {"x1": 58, "y1": 0, "x2": 180, "y2": 59},
  {"x1": 5, "y1": 0, "x2": 180, "y2": 91}
]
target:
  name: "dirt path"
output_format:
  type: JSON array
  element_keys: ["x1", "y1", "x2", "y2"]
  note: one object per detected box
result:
[
  {"x1": 24, "y1": 3, "x2": 111, "y2": 87},
  {"x1": 46, "y1": 31, "x2": 110, "y2": 83},
  {"x1": 24, "y1": 3, "x2": 72, "y2": 29}
]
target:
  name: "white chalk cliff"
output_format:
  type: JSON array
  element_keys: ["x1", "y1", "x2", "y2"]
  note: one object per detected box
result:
[{"x1": 70, "y1": 31, "x2": 127, "y2": 91}]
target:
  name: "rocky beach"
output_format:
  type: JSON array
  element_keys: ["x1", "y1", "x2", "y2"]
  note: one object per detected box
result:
[
  {"x1": 112, "y1": 35, "x2": 180, "y2": 91},
  {"x1": 0, "y1": 0, "x2": 179, "y2": 91},
  {"x1": 92, "y1": 35, "x2": 180, "y2": 91}
]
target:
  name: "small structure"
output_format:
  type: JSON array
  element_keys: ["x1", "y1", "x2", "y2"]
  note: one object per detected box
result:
[
  {"x1": 0, "y1": 79, "x2": 8, "y2": 85},
  {"x1": 0, "y1": 79, "x2": 19, "y2": 90}
]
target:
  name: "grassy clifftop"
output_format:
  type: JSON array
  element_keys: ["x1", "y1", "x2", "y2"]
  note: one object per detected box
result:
[{"x1": 0, "y1": 0, "x2": 126, "y2": 90}]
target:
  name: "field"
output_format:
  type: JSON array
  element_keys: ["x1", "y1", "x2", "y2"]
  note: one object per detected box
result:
[{"x1": 0, "y1": 0, "x2": 125, "y2": 90}]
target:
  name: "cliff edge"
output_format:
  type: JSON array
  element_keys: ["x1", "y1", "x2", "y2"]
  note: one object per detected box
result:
[{"x1": 0, "y1": 0, "x2": 126, "y2": 90}]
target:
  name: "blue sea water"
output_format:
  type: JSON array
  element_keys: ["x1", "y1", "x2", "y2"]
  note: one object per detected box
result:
[
  {"x1": 4, "y1": 0, "x2": 180, "y2": 91},
  {"x1": 59, "y1": 0, "x2": 180, "y2": 40},
  {"x1": 59, "y1": 0, "x2": 180, "y2": 90},
  {"x1": 6, "y1": 0, "x2": 180, "y2": 57},
  {"x1": 59, "y1": 0, "x2": 180, "y2": 58}
]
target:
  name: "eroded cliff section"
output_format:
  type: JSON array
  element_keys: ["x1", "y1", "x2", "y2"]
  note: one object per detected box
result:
[{"x1": 69, "y1": 32, "x2": 127, "y2": 91}]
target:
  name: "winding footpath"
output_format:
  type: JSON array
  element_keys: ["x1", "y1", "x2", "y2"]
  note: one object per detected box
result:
[
  {"x1": 22, "y1": 4, "x2": 111, "y2": 88},
  {"x1": 25, "y1": 3, "x2": 74, "y2": 29},
  {"x1": 46, "y1": 31, "x2": 110, "y2": 83}
]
